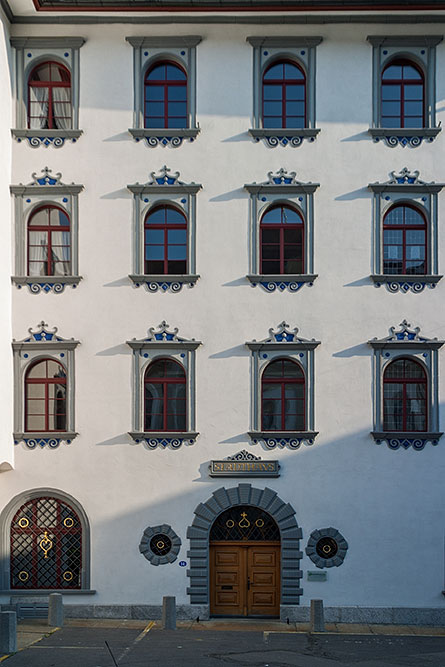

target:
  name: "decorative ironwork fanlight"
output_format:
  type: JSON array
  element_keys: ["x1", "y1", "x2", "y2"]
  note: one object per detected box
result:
[
  {"x1": 209, "y1": 506, "x2": 280, "y2": 541},
  {"x1": 10, "y1": 497, "x2": 82, "y2": 589}
]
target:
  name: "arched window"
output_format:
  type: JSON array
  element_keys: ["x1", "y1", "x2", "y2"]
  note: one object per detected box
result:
[
  {"x1": 260, "y1": 204, "x2": 304, "y2": 274},
  {"x1": 262, "y1": 60, "x2": 306, "y2": 129},
  {"x1": 383, "y1": 204, "x2": 426, "y2": 275},
  {"x1": 383, "y1": 358, "x2": 427, "y2": 432},
  {"x1": 144, "y1": 358, "x2": 186, "y2": 431},
  {"x1": 381, "y1": 59, "x2": 425, "y2": 129},
  {"x1": 28, "y1": 205, "x2": 71, "y2": 278},
  {"x1": 28, "y1": 61, "x2": 72, "y2": 130},
  {"x1": 144, "y1": 205, "x2": 187, "y2": 275},
  {"x1": 262, "y1": 359, "x2": 305, "y2": 431},
  {"x1": 144, "y1": 61, "x2": 187, "y2": 129},
  {"x1": 25, "y1": 359, "x2": 67, "y2": 433},
  {"x1": 10, "y1": 495, "x2": 82, "y2": 590}
]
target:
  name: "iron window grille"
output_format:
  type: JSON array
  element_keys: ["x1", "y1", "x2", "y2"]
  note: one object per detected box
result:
[{"x1": 210, "y1": 506, "x2": 280, "y2": 542}]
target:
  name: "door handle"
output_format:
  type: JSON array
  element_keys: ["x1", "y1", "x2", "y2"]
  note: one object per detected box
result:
[{"x1": 247, "y1": 577, "x2": 250, "y2": 591}]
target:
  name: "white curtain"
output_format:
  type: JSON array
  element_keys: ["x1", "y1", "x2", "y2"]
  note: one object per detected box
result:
[
  {"x1": 51, "y1": 231, "x2": 71, "y2": 276},
  {"x1": 28, "y1": 232, "x2": 48, "y2": 276},
  {"x1": 52, "y1": 87, "x2": 72, "y2": 130},
  {"x1": 29, "y1": 87, "x2": 48, "y2": 129}
]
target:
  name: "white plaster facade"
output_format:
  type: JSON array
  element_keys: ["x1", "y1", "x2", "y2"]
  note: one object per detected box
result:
[{"x1": 0, "y1": 0, "x2": 445, "y2": 623}]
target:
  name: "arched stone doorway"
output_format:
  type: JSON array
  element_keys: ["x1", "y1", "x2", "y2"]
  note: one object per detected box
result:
[{"x1": 187, "y1": 484, "x2": 302, "y2": 618}]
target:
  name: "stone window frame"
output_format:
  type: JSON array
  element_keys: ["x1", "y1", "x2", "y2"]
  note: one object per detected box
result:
[
  {"x1": 244, "y1": 168, "x2": 318, "y2": 293},
  {"x1": 367, "y1": 35, "x2": 442, "y2": 148},
  {"x1": 127, "y1": 166, "x2": 201, "y2": 293},
  {"x1": 12, "y1": 322, "x2": 79, "y2": 450},
  {"x1": 245, "y1": 321, "x2": 320, "y2": 450},
  {"x1": 368, "y1": 319, "x2": 444, "y2": 450},
  {"x1": 0, "y1": 487, "x2": 94, "y2": 595},
  {"x1": 126, "y1": 36, "x2": 201, "y2": 148},
  {"x1": 11, "y1": 36, "x2": 85, "y2": 148},
  {"x1": 306, "y1": 528, "x2": 348, "y2": 569},
  {"x1": 368, "y1": 168, "x2": 444, "y2": 294},
  {"x1": 247, "y1": 36, "x2": 322, "y2": 148},
  {"x1": 139, "y1": 524, "x2": 181, "y2": 565},
  {"x1": 10, "y1": 167, "x2": 83, "y2": 294},
  {"x1": 187, "y1": 483, "x2": 303, "y2": 616},
  {"x1": 127, "y1": 321, "x2": 201, "y2": 450}
]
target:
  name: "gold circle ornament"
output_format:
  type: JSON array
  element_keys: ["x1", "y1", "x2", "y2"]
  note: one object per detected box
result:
[
  {"x1": 255, "y1": 519, "x2": 264, "y2": 528},
  {"x1": 63, "y1": 571, "x2": 73, "y2": 582},
  {"x1": 63, "y1": 517, "x2": 74, "y2": 528},
  {"x1": 322, "y1": 544, "x2": 332, "y2": 554},
  {"x1": 18, "y1": 517, "x2": 29, "y2": 528},
  {"x1": 156, "y1": 540, "x2": 165, "y2": 550},
  {"x1": 18, "y1": 571, "x2": 29, "y2": 582},
  {"x1": 226, "y1": 519, "x2": 235, "y2": 528}
]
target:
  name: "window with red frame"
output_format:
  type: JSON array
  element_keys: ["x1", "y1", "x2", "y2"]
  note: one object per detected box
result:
[
  {"x1": 28, "y1": 61, "x2": 72, "y2": 130},
  {"x1": 262, "y1": 359, "x2": 305, "y2": 431},
  {"x1": 10, "y1": 496, "x2": 82, "y2": 590},
  {"x1": 144, "y1": 359, "x2": 186, "y2": 431},
  {"x1": 144, "y1": 61, "x2": 187, "y2": 129},
  {"x1": 144, "y1": 205, "x2": 187, "y2": 275},
  {"x1": 28, "y1": 205, "x2": 71, "y2": 277},
  {"x1": 383, "y1": 358, "x2": 427, "y2": 432},
  {"x1": 383, "y1": 204, "x2": 426, "y2": 275},
  {"x1": 262, "y1": 60, "x2": 306, "y2": 129},
  {"x1": 381, "y1": 59, "x2": 425, "y2": 129},
  {"x1": 260, "y1": 204, "x2": 304, "y2": 274},
  {"x1": 25, "y1": 359, "x2": 67, "y2": 432}
]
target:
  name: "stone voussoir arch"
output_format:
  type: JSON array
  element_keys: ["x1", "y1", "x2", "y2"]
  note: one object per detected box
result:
[{"x1": 186, "y1": 483, "x2": 303, "y2": 610}]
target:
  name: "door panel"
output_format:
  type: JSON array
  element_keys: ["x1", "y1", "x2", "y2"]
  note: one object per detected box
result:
[
  {"x1": 247, "y1": 545, "x2": 280, "y2": 617},
  {"x1": 210, "y1": 543, "x2": 280, "y2": 617}
]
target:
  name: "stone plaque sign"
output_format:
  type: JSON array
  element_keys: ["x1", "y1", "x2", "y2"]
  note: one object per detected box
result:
[{"x1": 209, "y1": 450, "x2": 280, "y2": 477}]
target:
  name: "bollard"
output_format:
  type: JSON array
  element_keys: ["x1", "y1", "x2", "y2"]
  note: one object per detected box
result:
[
  {"x1": 0, "y1": 611, "x2": 17, "y2": 653},
  {"x1": 48, "y1": 593, "x2": 64, "y2": 627},
  {"x1": 310, "y1": 599, "x2": 325, "y2": 632},
  {"x1": 162, "y1": 596, "x2": 176, "y2": 630}
]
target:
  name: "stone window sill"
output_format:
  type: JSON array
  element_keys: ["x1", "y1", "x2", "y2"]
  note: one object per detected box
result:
[
  {"x1": 247, "y1": 274, "x2": 317, "y2": 293},
  {"x1": 371, "y1": 274, "x2": 442, "y2": 293},
  {"x1": 14, "y1": 432, "x2": 78, "y2": 449},
  {"x1": 371, "y1": 431, "x2": 443, "y2": 450},
  {"x1": 129, "y1": 431, "x2": 199, "y2": 449},
  {"x1": 248, "y1": 128, "x2": 320, "y2": 147},
  {"x1": 248, "y1": 430, "x2": 318, "y2": 449},
  {"x1": 128, "y1": 128, "x2": 200, "y2": 147},
  {"x1": 2, "y1": 589, "x2": 96, "y2": 596},
  {"x1": 11, "y1": 129, "x2": 82, "y2": 147},
  {"x1": 368, "y1": 127, "x2": 441, "y2": 147},
  {"x1": 129, "y1": 274, "x2": 199, "y2": 292},
  {"x1": 12, "y1": 276, "x2": 82, "y2": 294}
]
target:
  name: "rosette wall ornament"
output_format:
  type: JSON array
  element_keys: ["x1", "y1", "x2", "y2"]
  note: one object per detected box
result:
[
  {"x1": 244, "y1": 169, "x2": 319, "y2": 293},
  {"x1": 368, "y1": 168, "x2": 444, "y2": 294},
  {"x1": 10, "y1": 167, "x2": 83, "y2": 294},
  {"x1": 127, "y1": 321, "x2": 201, "y2": 449},
  {"x1": 12, "y1": 322, "x2": 79, "y2": 449},
  {"x1": 127, "y1": 166, "x2": 201, "y2": 293},
  {"x1": 368, "y1": 320, "x2": 444, "y2": 450},
  {"x1": 246, "y1": 322, "x2": 320, "y2": 449}
]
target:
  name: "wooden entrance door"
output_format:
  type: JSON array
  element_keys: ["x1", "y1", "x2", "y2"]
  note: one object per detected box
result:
[{"x1": 210, "y1": 542, "x2": 280, "y2": 617}]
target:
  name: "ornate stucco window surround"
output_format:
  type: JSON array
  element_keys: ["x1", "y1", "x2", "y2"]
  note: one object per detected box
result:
[
  {"x1": 11, "y1": 37, "x2": 85, "y2": 148},
  {"x1": 126, "y1": 36, "x2": 201, "y2": 148},
  {"x1": 127, "y1": 321, "x2": 201, "y2": 449},
  {"x1": 11, "y1": 168, "x2": 83, "y2": 294},
  {"x1": 127, "y1": 166, "x2": 201, "y2": 293},
  {"x1": 246, "y1": 321, "x2": 320, "y2": 450},
  {"x1": 12, "y1": 322, "x2": 79, "y2": 449},
  {"x1": 368, "y1": 320, "x2": 444, "y2": 451},
  {"x1": 247, "y1": 36, "x2": 322, "y2": 148},
  {"x1": 367, "y1": 35, "x2": 442, "y2": 148},
  {"x1": 368, "y1": 168, "x2": 443, "y2": 294},
  {"x1": 244, "y1": 168, "x2": 318, "y2": 293}
]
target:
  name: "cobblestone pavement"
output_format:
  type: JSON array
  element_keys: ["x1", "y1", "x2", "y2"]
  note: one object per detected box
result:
[{"x1": 2, "y1": 619, "x2": 445, "y2": 666}]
